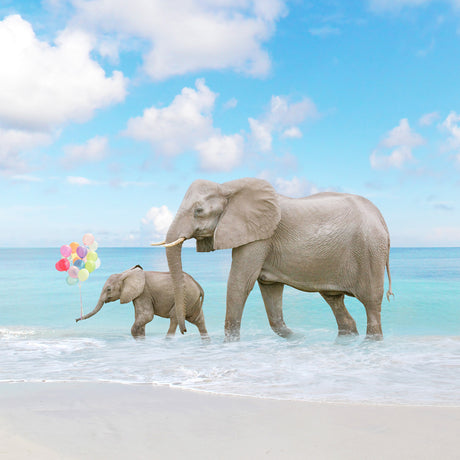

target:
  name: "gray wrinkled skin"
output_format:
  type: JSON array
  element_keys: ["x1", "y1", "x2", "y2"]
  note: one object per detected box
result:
[
  {"x1": 76, "y1": 266, "x2": 208, "y2": 339},
  {"x1": 165, "y1": 178, "x2": 392, "y2": 341}
]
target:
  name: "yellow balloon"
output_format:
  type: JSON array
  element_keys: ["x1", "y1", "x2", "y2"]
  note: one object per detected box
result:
[{"x1": 78, "y1": 268, "x2": 89, "y2": 282}]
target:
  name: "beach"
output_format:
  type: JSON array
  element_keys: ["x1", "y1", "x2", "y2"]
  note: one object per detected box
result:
[{"x1": 1, "y1": 383, "x2": 459, "y2": 460}]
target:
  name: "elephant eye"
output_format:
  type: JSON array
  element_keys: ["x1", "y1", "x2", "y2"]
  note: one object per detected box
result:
[{"x1": 194, "y1": 207, "x2": 204, "y2": 217}]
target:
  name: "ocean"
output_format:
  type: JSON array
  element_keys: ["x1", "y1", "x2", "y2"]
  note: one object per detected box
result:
[{"x1": 1, "y1": 247, "x2": 459, "y2": 405}]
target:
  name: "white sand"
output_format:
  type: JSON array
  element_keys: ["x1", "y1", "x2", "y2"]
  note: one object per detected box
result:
[{"x1": 0, "y1": 383, "x2": 459, "y2": 459}]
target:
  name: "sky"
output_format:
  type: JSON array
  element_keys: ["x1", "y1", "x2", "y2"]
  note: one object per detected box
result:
[{"x1": 1, "y1": 0, "x2": 460, "y2": 247}]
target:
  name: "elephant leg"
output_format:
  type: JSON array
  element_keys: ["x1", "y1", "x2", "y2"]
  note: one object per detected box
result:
[
  {"x1": 225, "y1": 242, "x2": 269, "y2": 341},
  {"x1": 131, "y1": 300, "x2": 154, "y2": 338},
  {"x1": 190, "y1": 309, "x2": 209, "y2": 340},
  {"x1": 363, "y1": 300, "x2": 383, "y2": 339},
  {"x1": 166, "y1": 315, "x2": 178, "y2": 337},
  {"x1": 320, "y1": 293, "x2": 358, "y2": 336},
  {"x1": 258, "y1": 281, "x2": 293, "y2": 338}
]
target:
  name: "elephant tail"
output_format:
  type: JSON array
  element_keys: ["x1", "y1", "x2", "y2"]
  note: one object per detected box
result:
[{"x1": 385, "y1": 255, "x2": 394, "y2": 301}]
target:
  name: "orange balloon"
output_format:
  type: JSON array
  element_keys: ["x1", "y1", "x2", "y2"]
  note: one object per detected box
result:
[{"x1": 70, "y1": 242, "x2": 79, "y2": 253}]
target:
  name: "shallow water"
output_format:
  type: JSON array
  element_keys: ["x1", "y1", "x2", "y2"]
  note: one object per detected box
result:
[{"x1": 1, "y1": 247, "x2": 459, "y2": 405}]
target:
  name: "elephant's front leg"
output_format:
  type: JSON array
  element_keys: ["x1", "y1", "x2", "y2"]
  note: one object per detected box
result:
[
  {"x1": 258, "y1": 282, "x2": 293, "y2": 338},
  {"x1": 225, "y1": 242, "x2": 269, "y2": 341},
  {"x1": 131, "y1": 299, "x2": 154, "y2": 339}
]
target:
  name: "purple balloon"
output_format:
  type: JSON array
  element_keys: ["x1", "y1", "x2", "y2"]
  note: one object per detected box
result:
[{"x1": 76, "y1": 246, "x2": 88, "y2": 258}]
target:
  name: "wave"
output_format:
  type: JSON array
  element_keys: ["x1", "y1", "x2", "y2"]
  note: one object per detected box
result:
[{"x1": 1, "y1": 326, "x2": 459, "y2": 406}]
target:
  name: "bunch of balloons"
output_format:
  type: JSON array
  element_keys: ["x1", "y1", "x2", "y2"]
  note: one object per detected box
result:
[{"x1": 55, "y1": 233, "x2": 101, "y2": 285}]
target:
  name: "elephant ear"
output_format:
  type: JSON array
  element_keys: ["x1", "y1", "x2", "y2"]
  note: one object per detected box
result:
[
  {"x1": 213, "y1": 178, "x2": 281, "y2": 250},
  {"x1": 119, "y1": 267, "x2": 145, "y2": 304}
]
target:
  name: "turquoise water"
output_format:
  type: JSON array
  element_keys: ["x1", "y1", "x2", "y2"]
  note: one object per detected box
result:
[{"x1": 1, "y1": 247, "x2": 459, "y2": 405}]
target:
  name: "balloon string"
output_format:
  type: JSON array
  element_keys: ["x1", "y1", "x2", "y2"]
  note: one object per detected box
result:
[{"x1": 79, "y1": 281, "x2": 83, "y2": 320}]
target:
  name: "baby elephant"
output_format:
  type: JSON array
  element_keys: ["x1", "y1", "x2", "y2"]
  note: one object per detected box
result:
[{"x1": 76, "y1": 265, "x2": 208, "y2": 339}]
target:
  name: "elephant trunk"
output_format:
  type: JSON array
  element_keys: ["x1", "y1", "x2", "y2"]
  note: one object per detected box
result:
[
  {"x1": 75, "y1": 299, "x2": 104, "y2": 322},
  {"x1": 165, "y1": 221, "x2": 190, "y2": 334}
]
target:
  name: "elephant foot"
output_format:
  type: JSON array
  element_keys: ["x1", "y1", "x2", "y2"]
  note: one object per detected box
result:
[
  {"x1": 272, "y1": 326, "x2": 294, "y2": 339},
  {"x1": 364, "y1": 332, "x2": 383, "y2": 341},
  {"x1": 338, "y1": 328, "x2": 359, "y2": 336},
  {"x1": 200, "y1": 334, "x2": 211, "y2": 343},
  {"x1": 224, "y1": 331, "x2": 240, "y2": 342}
]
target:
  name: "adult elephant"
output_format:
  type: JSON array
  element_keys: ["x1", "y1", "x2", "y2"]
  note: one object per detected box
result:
[{"x1": 154, "y1": 178, "x2": 393, "y2": 341}]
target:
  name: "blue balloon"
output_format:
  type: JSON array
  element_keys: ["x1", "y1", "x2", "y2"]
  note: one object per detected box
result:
[{"x1": 74, "y1": 259, "x2": 84, "y2": 269}]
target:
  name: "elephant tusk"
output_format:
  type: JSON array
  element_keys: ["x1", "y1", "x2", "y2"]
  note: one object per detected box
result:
[
  {"x1": 150, "y1": 240, "x2": 166, "y2": 246},
  {"x1": 164, "y1": 237, "x2": 186, "y2": 248}
]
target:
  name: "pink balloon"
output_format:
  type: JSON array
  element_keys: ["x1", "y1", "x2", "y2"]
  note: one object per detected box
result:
[
  {"x1": 60, "y1": 245, "x2": 72, "y2": 258},
  {"x1": 68, "y1": 266, "x2": 79, "y2": 278},
  {"x1": 82, "y1": 233, "x2": 95, "y2": 246}
]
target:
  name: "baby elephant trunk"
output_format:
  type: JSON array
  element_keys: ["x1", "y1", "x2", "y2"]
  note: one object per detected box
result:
[{"x1": 75, "y1": 299, "x2": 103, "y2": 322}]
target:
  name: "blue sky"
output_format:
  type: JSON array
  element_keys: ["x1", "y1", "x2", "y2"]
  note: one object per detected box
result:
[{"x1": 1, "y1": 0, "x2": 460, "y2": 247}]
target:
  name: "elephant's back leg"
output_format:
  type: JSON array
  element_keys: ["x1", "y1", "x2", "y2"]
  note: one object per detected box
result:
[
  {"x1": 353, "y1": 253, "x2": 387, "y2": 339},
  {"x1": 185, "y1": 296, "x2": 208, "y2": 338},
  {"x1": 166, "y1": 313, "x2": 178, "y2": 337},
  {"x1": 320, "y1": 293, "x2": 358, "y2": 336}
]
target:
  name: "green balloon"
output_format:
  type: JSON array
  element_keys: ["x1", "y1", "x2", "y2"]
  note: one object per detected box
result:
[
  {"x1": 66, "y1": 276, "x2": 78, "y2": 286},
  {"x1": 86, "y1": 251, "x2": 98, "y2": 262},
  {"x1": 85, "y1": 260, "x2": 96, "y2": 273}
]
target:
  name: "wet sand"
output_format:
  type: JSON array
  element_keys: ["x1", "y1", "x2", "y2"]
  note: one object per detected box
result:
[{"x1": 0, "y1": 382, "x2": 459, "y2": 459}]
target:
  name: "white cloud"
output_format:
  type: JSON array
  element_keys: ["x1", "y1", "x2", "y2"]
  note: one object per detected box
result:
[
  {"x1": 72, "y1": 0, "x2": 287, "y2": 80},
  {"x1": 309, "y1": 26, "x2": 340, "y2": 37},
  {"x1": 370, "y1": 118, "x2": 425, "y2": 169},
  {"x1": 0, "y1": 15, "x2": 127, "y2": 130},
  {"x1": 249, "y1": 95, "x2": 318, "y2": 152},
  {"x1": 442, "y1": 111, "x2": 460, "y2": 149},
  {"x1": 0, "y1": 127, "x2": 52, "y2": 175},
  {"x1": 249, "y1": 118, "x2": 273, "y2": 152},
  {"x1": 268, "y1": 95, "x2": 318, "y2": 126},
  {"x1": 197, "y1": 133, "x2": 244, "y2": 172},
  {"x1": 223, "y1": 98, "x2": 238, "y2": 110},
  {"x1": 66, "y1": 176, "x2": 96, "y2": 185},
  {"x1": 440, "y1": 111, "x2": 460, "y2": 164},
  {"x1": 124, "y1": 79, "x2": 216, "y2": 156},
  {"x1": 11, "y1": 175, "x2": 43, "y2": 182},
  {"x1": 0, "y1": 15, "x2": 127, "y2": 177},
  {"x1": 282, "y1": 126, "x2": 302, "y2": 139},
  {"x1": 273, "y1": 176, "x2": 320, "y2": 198},
  {"x1": 61, "y1": 136, "x2": 109, "y2": 168},
  {"x1": 419, "y1": 111, "x2": 440, "y2": 126},
  {"x1": 141, "y1": 205, "x2": 174, "y2": 240},
  {"x1": 125, "y1": 81, "x2": 318, "y2": 172}
]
